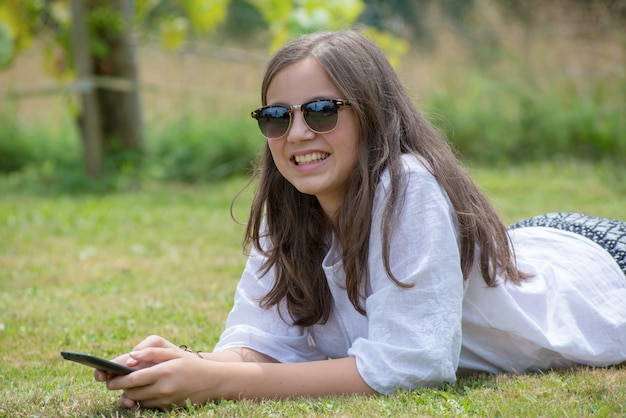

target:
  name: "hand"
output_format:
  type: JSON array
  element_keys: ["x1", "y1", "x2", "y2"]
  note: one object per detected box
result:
[
  {"x1": 101, "y1": 348, "x2": 375, "y2": 408},
  {"x1": 105, "y1": 347, "x2": 215, "y2": 410},
  {"x1": 93, "y1": 335, "x2": 178, "y2": 383}
]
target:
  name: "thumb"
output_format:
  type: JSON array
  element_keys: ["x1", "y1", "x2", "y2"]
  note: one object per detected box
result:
[{"x1": 127, "y1": 347, "x2": 183, "y2": 366}]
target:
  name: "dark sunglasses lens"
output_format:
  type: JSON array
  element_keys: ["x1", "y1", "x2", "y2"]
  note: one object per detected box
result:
[
  {"x1": 303, "y1": 101, "x2": 339, "y2": 133},
  {"x1": 258, "y1": 106, "x2": 290, "y2": 138}
]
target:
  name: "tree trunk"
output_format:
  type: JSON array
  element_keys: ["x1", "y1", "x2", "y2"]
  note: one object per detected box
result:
[
  {"x1": 71, "y1": 0, "x2": 102, "y2": 177},
  {"x1": 88, "y1": 0, "x2": 144, "y2": 163}
]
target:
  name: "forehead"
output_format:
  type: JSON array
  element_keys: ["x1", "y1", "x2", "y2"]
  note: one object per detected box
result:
[{"x1": 266, "y1": 57, "x2": 342, "y2": 105}]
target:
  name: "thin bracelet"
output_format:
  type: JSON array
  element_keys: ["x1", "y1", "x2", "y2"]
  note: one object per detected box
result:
[{"x1": 179, "y1": 344, "x2": 203, "y2": 358}]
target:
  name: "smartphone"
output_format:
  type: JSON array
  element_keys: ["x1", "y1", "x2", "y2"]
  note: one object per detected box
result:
[{"x1": 60, "y1": 350, "x2": 136, "y2": 376}]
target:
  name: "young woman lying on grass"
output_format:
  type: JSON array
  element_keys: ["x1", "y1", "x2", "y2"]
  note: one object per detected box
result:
[{"x1": 95, "y1": 30, "x2": 626, "y2": 410}]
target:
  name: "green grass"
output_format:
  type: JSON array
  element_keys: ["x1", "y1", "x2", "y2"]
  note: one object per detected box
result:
[
  {"x1": 1, "y1": 161, "x2": 625, "y2": 417},
  {"x1": 424, "y1": 70, "x2": 626, "y2": 165}
]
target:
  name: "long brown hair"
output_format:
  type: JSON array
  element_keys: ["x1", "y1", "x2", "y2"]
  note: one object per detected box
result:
[{"x1": 244, "y1": 30, "x2": 528, "y2": 327}]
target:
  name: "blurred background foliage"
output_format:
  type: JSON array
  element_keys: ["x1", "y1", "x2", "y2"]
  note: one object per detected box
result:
[{"x1": 0, "y1": 0, "x2": 624, "y2": 191}]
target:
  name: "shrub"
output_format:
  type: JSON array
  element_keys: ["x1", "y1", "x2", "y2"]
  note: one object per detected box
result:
[
  {"x1": 0, "y1": 120, "x2": 42, "y2": 174},
  {"x1": 148, "y1": 114, "x2": 263, "y2": 183},
  {"x1": 1, "y1": 86, "x2": 622, "y2": 189},
  {"x1": 426, "y1": 72, "x2": 626, "y2": 164}
]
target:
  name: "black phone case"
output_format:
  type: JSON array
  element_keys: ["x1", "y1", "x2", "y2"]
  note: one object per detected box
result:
[{"x1": 60, "y1": 350, "x2": 135, "y2": 375}]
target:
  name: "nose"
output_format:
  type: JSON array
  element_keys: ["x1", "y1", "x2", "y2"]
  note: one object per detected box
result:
[{"x1": 286, "y1": 108, "x2": 315, "y2": 142}]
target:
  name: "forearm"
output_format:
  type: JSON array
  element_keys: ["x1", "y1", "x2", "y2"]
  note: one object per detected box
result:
[
  {"x1": 208, "y1": 356, "x2": 376, "y2": 400},
  {"x1": 106, "y1": 347, "x2": 376, "y2": 408},
  {"x1": 201, "y1": 347, "x2": 278, "y2": 363}
]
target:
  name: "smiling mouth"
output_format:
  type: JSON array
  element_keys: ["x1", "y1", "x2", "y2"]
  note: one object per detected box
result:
[{"x1": 293, "y1": 152, "x2": 330, "y2": 166}]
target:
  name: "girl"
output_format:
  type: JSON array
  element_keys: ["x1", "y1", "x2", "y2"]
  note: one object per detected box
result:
[{"x1": 96, "y1": 30, "x2": 626, "y2": 410}]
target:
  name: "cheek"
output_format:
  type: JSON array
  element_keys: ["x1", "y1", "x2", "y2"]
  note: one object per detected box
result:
[
  {"x1": 346, "y1": 146, "x2": 360, "y2": 173},
  {"x1": 267, "y1": 141, "x2": 281, "y2": 160},
  {"x1": 338, "y1": 127, "x2": 361, "y2": 167},
  {"x1": 267, "y1": 142, "x2": 289, "y2": 171},
  {"x1": 341, "y1": 117, "x2": 361, "y2": 156}
]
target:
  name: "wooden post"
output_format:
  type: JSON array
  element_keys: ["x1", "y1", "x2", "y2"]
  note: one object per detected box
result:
[
  {"x1": 70, "y1": 0, "x2": 102, "y2": 177},
  {"x1": 115, "y1": 0, "x2": 145, "y2": 154}
]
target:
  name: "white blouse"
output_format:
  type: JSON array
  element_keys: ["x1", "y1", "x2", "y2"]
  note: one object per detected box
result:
[{"x1": 213, "y1": 154, "x2": 626, "y2": 394}]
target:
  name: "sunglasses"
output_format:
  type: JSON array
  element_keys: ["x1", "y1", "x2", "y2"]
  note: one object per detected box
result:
[{"x1": 251, "y1": 99, "x2": 351, "y2": 140}]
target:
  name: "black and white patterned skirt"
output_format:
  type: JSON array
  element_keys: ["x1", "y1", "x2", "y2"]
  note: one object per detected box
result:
[{"x1": 509, "y1": 212, "x2": 626, "y2": 275}]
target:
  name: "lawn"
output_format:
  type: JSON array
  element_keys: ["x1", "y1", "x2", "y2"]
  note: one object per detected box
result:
[{"x1": 1, "y1": 160, "x2": 625, "y2": 417}]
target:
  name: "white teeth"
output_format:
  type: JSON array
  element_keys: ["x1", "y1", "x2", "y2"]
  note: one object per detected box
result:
[{"x1": 294, "y1": 152, "x2": 329, "y2": 165}]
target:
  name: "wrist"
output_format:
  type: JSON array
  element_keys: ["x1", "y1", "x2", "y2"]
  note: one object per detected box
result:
[{"x1": 179, "y1": 344, "x2": 204, "y2": 359}]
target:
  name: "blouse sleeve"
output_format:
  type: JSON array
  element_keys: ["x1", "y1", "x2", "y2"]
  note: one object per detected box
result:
[
  {"x1": 348, "y1": 156, "x2": 464, "y2": 394},
  {"x1": 213, "y1": 245, "x2": 327, "y2": 363}
]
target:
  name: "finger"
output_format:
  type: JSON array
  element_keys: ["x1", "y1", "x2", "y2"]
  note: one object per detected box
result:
[
  {"x1": 123, "y1": 352, "x2": 151, "y2": 368},
  {"x1": 121, "y1": 389, "x2": 173, "y2": 411},
  {"x1": 93, "y1": 369, "x2": 108, "y2": 382},
  {"x1": 119, "y1": 336, "x2": 179, "y2": 368},
  {"x1": 107, "y1": 368, "x2": 155, "y2": 391},
  {"x1": 119, "y1": 380, "x2": 174, "y2": 410},
  {"x1": 118, "y1": 393, "x2": 139, "y2": 410},
  {"x1": 106, "y1": 352, "x2": 132, "y2": 366},
  {"x1": 133, "y1": 335, "x2": 178, "y2": 351},
  {"x1": 124, "y1": 348, "x2": 174, "y2": 369},
  {"x1": 95, "y1": 370, "x2": 120, "y2": 382},
  {"x1": 106, "y1": 351, "x2": 186, "y2": 391},
  {"x1": 128, "y1": 347, "x2": 185, "y2": 365},
  {"x1": 128, "y1": 397, "x2": 169, "y2": 411}
]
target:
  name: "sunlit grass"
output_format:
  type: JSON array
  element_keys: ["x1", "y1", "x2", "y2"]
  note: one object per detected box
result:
[
  {"x1": 468, "y1": 159, "x2": 626, "y2": 223},
  {"x1": 1, "y1": 1, "x2": 624, "y2": 414},
  {"x1": 1, "y1": 161, "x2": 625, "y2": 416}
]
